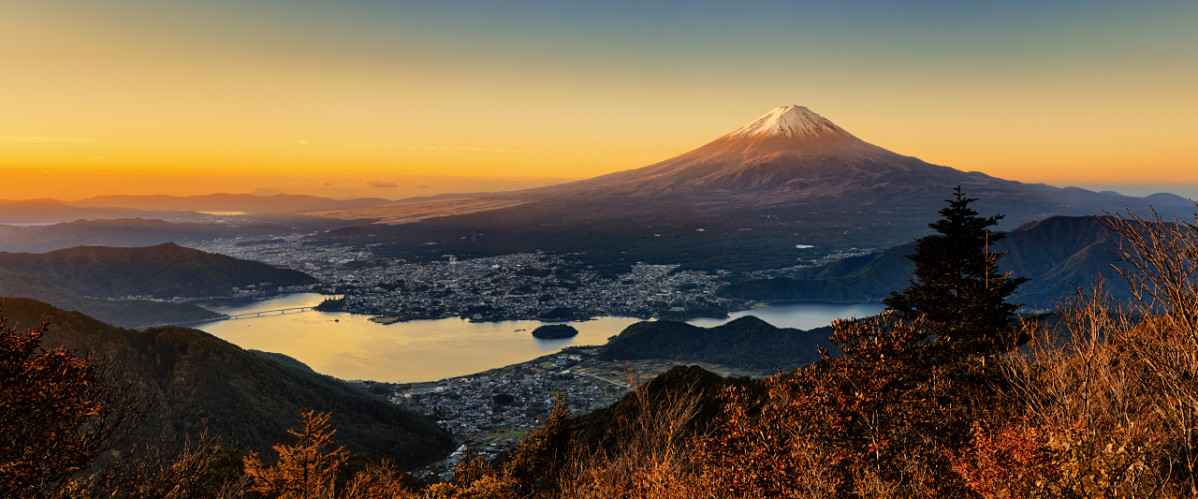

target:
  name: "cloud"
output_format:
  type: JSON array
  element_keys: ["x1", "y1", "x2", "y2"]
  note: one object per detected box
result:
[
  {"x1": 363, "y1": 180, "x2": 399, "y2": 188},
  {"x1": 321, "y1": 182, "x2": 335, "y2": 186},
  {"x1": 0, "y1": 136, "x2": 99, "y2": 143}
]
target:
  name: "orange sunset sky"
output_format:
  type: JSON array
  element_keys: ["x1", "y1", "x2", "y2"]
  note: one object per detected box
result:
[{"x1": 2, "y1": 1, "x2": 1196, "y2": 200}]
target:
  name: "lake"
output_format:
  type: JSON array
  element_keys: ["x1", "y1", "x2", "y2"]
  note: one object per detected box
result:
[{"x1": 196, "y1": 294, "x2": 883, "y2": 383}]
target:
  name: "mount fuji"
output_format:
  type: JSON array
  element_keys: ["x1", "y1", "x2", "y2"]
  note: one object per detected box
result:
[
  {"x1": 535, "y1": 105, "x2": 986, "y2": 200},
  {"x1": 312, "y1": 106, "x2": 1193, "y2": 269}
]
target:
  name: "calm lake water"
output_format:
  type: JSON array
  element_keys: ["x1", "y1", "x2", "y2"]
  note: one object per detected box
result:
[{"x1": 196, "y1": 294, "x2": 883, "y2": 383}]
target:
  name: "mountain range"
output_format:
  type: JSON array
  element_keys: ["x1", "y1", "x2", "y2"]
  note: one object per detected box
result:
[
  {"x1": 0, "y1": 194, "x2": 394, "y2": 224},
  {"x1": 75, "y1": 193, "x2": 393, "y2": 215},
  {"x1": 0, "y1": 242, "x2": 315, "y2": 299},
  {"x1": 0, "y1": 218, "x2": 281, "y2": 253},
  {"x1": 303, "y1": 106, "x2": 1194, "y2": 270},
  {"x1": 0, "y1": 298, "x2": 452, "y2": 466},
  {"x1": 1, "y1": 105, "x2": 1191, "y2": 276},
  {"x1": 0, "y1": 243, "x2": 317, "y2": 327},
  {"x1": 717, "y1": 215, "x2": 1134, "y2": 308}
]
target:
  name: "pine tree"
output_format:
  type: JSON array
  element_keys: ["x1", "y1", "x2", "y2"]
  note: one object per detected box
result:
[
  {"x1": 883, "y1": 187, "x2": 1027, "y2": 360},
  {"x1": 243, "y1": 410, "x2": 349, "y2": 499}
]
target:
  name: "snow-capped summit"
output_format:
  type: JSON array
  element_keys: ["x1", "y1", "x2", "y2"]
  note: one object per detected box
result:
[
  {"x1": 729, "y1": 105, "x2": 851, "y2": 138},
  {"x1": 540, "y1": 104, "x2": 908, "y2": 196}
]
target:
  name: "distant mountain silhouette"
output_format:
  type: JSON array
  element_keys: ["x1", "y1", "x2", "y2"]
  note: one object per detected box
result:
[
  {"x1": 718, "y1": 215, "x2": 1134, "y2": 308},
  {"x1": 0, "y1": 242, "x2": 316, "y2": 299},
  {"x1": 308, "y1": 106, "x2": 1194, "y2": 270},
  {"x1": 0, "y1": 218, "x2": 327, "y2": 253},
  {"x1": 0, "y1": 194, "x2": 394, "y2": 224},
  {"x1": 74, "y1": 193, "x2": 393, "y2": 215},
  {"x1": 0, "y1": 243, "x2": 317, "y2": 327},
  {"x1": 0, "y1": 270, "x2": 220, "y2": 328},
  {"x1": 0, "y1": 199, "x2": 210, "y2": 224}
]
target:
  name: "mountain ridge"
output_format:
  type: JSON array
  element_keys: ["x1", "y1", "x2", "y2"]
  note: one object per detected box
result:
[
  {"x1": 717, "y1": 215, "x2": 1133, "y2": 307},
  {"x1": 0, "y1": 243, "x2": 317, "y2": 327},
  {"x1": 0, "y1": 297, "x2": 453, "y2": 465},
  {"x1": 0, "y1": 242, "x2": 317, "y2": 299},
  {"x1": 304, "y1": 105, "x2": 1194, "y2": 270}
]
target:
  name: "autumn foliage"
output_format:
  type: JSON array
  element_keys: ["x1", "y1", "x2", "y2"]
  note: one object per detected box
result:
[
  {"x1": 0, "y1": 315, "x2": 142, "y2": 496},
  {"x1": 243, "y1": 410, "x2": 351, "y2": 498},
  {"x1": 9, "y1": 199, "x2": 1198, "y2": 498}
]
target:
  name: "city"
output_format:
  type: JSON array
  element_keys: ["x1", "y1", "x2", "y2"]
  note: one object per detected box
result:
[
  {"x1": 351, "y1": 346, "x2": 764, "y2": 478},
  {"x1": 191, "y1": 232, "x2": 874, "y2": 323}
]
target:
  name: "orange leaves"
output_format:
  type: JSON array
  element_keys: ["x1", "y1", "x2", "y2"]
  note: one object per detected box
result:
[
  {"x1": 951, "y1": 421, "x2": 1059, "y2": 498},
  {"x1": 0, "y1": 316, "x2": 109, "y2": 492},
  {"x1": 693, "y1": 375, "x2": 851, "y2": 497},
  {"x1": 243, "y1": 409, "x2": 349, "y2": 499}
]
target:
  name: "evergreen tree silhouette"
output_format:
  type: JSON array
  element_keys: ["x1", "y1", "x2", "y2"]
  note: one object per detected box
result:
[{"x1": 884, "y1": 187, "x2": 1027, "y2": 360}]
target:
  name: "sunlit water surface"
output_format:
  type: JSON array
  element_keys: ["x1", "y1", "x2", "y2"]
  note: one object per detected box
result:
[{"x1": 197, "y1": 293, "x2": 883, "y2": 383}]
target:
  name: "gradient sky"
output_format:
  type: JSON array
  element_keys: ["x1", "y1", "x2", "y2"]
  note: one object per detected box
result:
[{"x1": 2, "y1": 0, "x2": 1196, "y2": 200}]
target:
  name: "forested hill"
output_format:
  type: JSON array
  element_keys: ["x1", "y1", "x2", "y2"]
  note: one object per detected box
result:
[
  {"x1": 0, "y1": 271, "x2": 220, "y2": 328},
  {"x1": 0, "y1": 242, "x2": 316, "y2": 299},
  {"x1": 0, "y1": 298, "x2": 453, "y2": 466},
  {"x1": 718, "y1": 215, "x2": 1131, "y2": 308},
  {"x1": 599, "y1": 316, "x2": 834, "y2": 371}
]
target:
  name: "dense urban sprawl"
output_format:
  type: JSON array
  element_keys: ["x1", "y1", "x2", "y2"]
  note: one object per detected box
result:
[{"x1": 191, "y1": 233, "x2": 873, "y2": 322}]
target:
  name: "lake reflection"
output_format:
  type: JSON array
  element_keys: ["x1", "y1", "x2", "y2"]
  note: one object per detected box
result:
[{"x1": 197, "y1": 294, "x2": 883, "y2": 383}]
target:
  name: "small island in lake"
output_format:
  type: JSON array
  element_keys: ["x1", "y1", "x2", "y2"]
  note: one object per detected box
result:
[
  {"x1": 531, "y1": 324, "x2": 579, "y2": 339},
  {"x1": 369, "y1": 315, "x2": 402, "y2": 325}
]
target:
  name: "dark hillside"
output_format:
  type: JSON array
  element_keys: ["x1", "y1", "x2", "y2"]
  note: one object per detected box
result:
[
  {"x1": 719, "y1": 215, "x2": 1133, "y2": 308},
  {"x1": 599, "y1": 316, "x2": 833, "y2": 371},
  {"x1": 0, "y1": 271, "x2": 220, "y2": 327},
  {"x1": 0, "y1": 242, "x2": 316, "y2": 299},
  {"x1": 0, "y1": 298, "x2": 453, "y2": 467},
  {"x1": 0, "y1": 218, "x2": 309, "y2": 253},
  {"x1": 574, "y1": 365, "x2": 765, "y2": 452}
]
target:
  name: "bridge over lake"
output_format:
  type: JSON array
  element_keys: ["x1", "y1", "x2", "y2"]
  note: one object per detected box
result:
[
  {"x1": 224, "y1": 306, "x2": 314, "y2": 320},
  {"x1": 147, "y1": 306, "x2": 315, "y2": 328}
]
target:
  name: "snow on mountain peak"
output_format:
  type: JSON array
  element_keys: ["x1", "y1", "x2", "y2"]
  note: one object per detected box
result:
[{"x1": 730, "y1": 105, "x2": 849, "y2": 138}]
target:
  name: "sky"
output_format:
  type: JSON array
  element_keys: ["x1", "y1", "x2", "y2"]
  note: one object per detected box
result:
[{"x1": 2, "y1": 0, "x2": 1196, "y2": 200}]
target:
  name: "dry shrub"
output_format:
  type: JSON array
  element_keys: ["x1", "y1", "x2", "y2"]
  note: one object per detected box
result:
[
  {"x1": 995, "y1": 291, "x2": 1175, "y2": 497},
  {"x1": 1106, "y1": 208, "x2": 1198, "y2": 494},
  {"x1": 342, "y1": 462, "x2": 422, "y2": 499},
  {"x1": 690, "y1": 313, "x2": 967, "y2": 498},
  {"x1": 66, "y1": 436, "x2": 248, "y2": 499},
  {"x1": 951, "y1": 420, "x2": 1059, "y2": 498},
  {"x1": 562, "y1": 372, "x2": 707, "y2": 499},
  {"x1": 988, "y1": 208, "x2": 1198, "y2": 497},
  {"x1": 693, "y1": 375, "x2": 846, "y2": 498},
  {"x1": 425, "y1": 449, "x2": 518, "y2": 499}
]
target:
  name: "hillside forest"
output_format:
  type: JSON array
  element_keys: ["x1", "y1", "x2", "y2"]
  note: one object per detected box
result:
[{"x1": 5, "y1": 194, "x2": 1198, "y2": 498}]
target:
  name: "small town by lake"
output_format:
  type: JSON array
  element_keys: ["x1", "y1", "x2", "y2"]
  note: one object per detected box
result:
[{"x1": 197, "y1": 293, "x2": 883, "y2": 383}]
